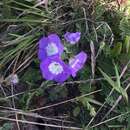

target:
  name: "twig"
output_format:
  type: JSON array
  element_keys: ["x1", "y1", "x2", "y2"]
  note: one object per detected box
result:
[
  {"x1": 82, "y1": 7, "x2": 89, "y2": 34},
  {"x1": 86, "y1": 88, "x2": 114, "y2": 127},
  {"x1": 34, "y1": 0, "x2": 48, "y2": 9},
  {"x1": 30, "y1": 89, "x2": 102, "y2": 112},
  {"x1": 101, "y1": 60, "x2": 130, "y2": 120},
  {"x1": 90, "y1": 40, "x2": 96, "y2": 80},
  {"x1": 0, "y1": 109, "x2": 73, "y2": 123},
  {"x1": 0, "y1": 116, "x2": 81, "y2": 130},
  {"x1": 120, "y1": 60, "x2": 130, "y2": 79},
  {"x1": 11, "y1": 84, "x2": 20, "y2": 130},
  {"x1": 90, "y1": 111, "x2": 130, "y2": 128},
  {"x1": 0, "y1": 77, "x2": 116, "y2": 101},
  {"x1": 101, "y1": 83, "x2": 130, "y2": 121}
]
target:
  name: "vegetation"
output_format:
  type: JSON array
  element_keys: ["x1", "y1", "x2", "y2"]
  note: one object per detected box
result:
[{"x1": 0, "y1": 0, "x2": 130, "y2": 130}]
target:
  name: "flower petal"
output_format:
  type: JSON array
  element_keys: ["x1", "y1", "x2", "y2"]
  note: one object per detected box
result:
[
  {"x1": 64, "y1": 32, "x2": 81, "y2": 44},
  {"x1": 38, "y1": 34, "x2": 64, "y2": 61},
  {"x1": 48, "y1": 34, "x2": 64, "y2": 55},
  {"x1": 39, "y1": 37, "x2": 48, "y2": 49},
  {"x1": 38, "y1": 49, "x2": 46, "y2": 61},
  {"x1": 40, "y1": 56, "x2": 71, "y2": 83},
  {"x1": 69, "y1": 51, "x2": 87, "y2": 77}
]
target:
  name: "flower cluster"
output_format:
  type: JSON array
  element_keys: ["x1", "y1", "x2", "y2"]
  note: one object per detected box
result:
[{"x1": 38, "y1": 32, "x2": 87, "y2": 83}]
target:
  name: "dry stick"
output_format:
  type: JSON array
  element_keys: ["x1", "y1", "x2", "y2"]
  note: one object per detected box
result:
[
  {"x1": 0, "y1": 90, "x2": 102, "y2": 123},
  {"x1": 87, "y1": 25, "x2": 113, "y2": 127},
  {"x1": 86, "y1": 88, "x2": 114, "y2": 127},
  {"x1": 102, "y1": 84, "x2": 130, "y2": 121},
  {"x1": 12, "y1": 51, "x2": 21, "y2": 73},
  {"x1": 0, "y1": 84, "x2": 7, "y2": 97},
  {"x1": 0, "y1": 109, "x2": 73, "y2": 123},
  {"x1": 0, "y1": 116, "x2": 81, "y2": 130},
  {"x1": 82, "y1": 7, "x2": 89, "y2": 34},
  {"x1": 50, "y1": 3, "x2": 68, "y2": 14},
  {"x1": 101, "y1": 62, "x2": 130, "y2": 120},
  {"x1": 96, "y1": 22, "x2": 114, "y2": 46},
  {"x1": 4, "y1": 58, "x2": 16, "y2": 77},
  {"x1": 101, "y1": 60, "x2": 130, "y2": 121},
  {"x1": 87, "y1": 60, "x2": 130, "y2": 127},
  {"x1": 90, "y1": 40, "x2": 96, "y2": 81},
  {"x1": 30, "y1": 89, "x2": 102, "y2": 112},
  {"x1": 34, "y1": 0, "x2": 48, "y2": 8},
  {"x1": 0, "y1": 83, "x2": 12, "y2": 110},
  {"x1": 90, "y1": 111, "x2": 130, "y2": 128},
  {"x1": 1, "y1": 27, "x2": 40, "y2": 47},
  {"x1": 120, "y1": 60, "x2": 130, "y2": 79},
  {"x1": 93, "y1": 25, "x2": 98, "y2": 43},
  {"x1": 0, "y1": 77, "x2": 115, "y2": 101},
  {"x1": 11, "y1": 84, "x2": 20, "y2": 130},
  {"x1": 60, "y1": 18, "x2": 95, "y2": 26},
  {"x1": 15, "y1": 51, "x2": 36, "y2": 73},
  {"x1": 0, "y1": 81, "x2": 47, "y2": 101}
]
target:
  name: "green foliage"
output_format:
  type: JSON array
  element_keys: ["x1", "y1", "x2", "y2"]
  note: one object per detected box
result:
[
  {"x1": 48, "y1": 86, "x2": 68, "y2": 101},
  {"x1": 120, "y1": 17, "x2": 130, "y2": 37},
  {"x1": 99, "y1": 65, "x2": 128, "y2": 103},
  {"x1": 21, "y1": 67, "x2": 41, "y2": 83},
  {"x1": 0, "y1": 123, "x2": 12, "y2": 130},
  {"x1": 94, "y1": 1, "x2": 106, "y2": 21},
  {"x1": 126, "y1": 115, "x2": 130, "y2": 130},
  {"x1": 0, "y1": 0, "x2": 130, "y2": 130},
  {"x1": 124, "y1": 35, "x2": 130, "y2": 54},
  {"x1": 73, "y1": 106, "x2": 81, "y2": 117},
  {"x1": 111, "y1": 42, "x2": 122, "y2": 57},
  {"x1": 78, "y1": 97, "x2": 96, "y2": 117}
]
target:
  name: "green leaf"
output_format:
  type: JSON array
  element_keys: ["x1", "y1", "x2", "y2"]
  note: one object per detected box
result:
[
  {"x1": 114, "y1": 64, "x2": 128, "y2": 103},
  {"x1": 2, "y1": 0, "x2": 11, "y2": 18},
  {"x1": 124, "y1": 35, "x2": 130, "y2": 53},
  {"x1": 21, "y1": 68, "x2": 41, "y2": 83},
  {"x1": 114, "y1": 64, "x2": 121, "y2": 89},
  {"x1": 73, "y1": 107, "x2": 80, "y2": 117},
  {"x1": 120, "y1": 17, "x2": 130, "y2": 37},
  {"x1": 111, "y1": 42, "x2": 122, "y2": 57},
  {"x1": 0, "y1": 123, "x2": 12, "y2": 130},
  {"x1": 99, "y1": 67, "x2": 128, "y2": 102},
  {"x1": 79, "y1": 97, "x2": 96, "y2": 117},
  {"x1": 99, "y1": 68, "x2": 117, "y2": 90}
]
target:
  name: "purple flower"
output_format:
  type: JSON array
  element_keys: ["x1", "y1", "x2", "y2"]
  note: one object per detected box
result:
[
  {"x1": 64, "y1": 32, "x2": 81, "y2": 44},
  {"x1": 38, "y1": 34, "x2": 64, "y2": 61},
  {"x1": 40, "y1": 56, "x2": 71, "y2": 83},
  {"x1": 69, "y1": 51, "x2": 87, "y2": 77}
]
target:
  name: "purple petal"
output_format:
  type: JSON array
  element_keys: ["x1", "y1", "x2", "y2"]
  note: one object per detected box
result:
[
  {"x1": 48, "y1": 34, "x2": 64, "y2": 55},
  {"x1": 38, "y1": 49, "x2": 46, "y2": 61},
  {"x1": 69, "y1": 51, "x2": 87, "y2": 77},
  {"x1": 64, "y1": 32, "x2": 81, "y2": 44},
  {"x1": 40, "y1": 56, "x2": 71, "y2": 83},
  {"x1": 38, "y1": 34, "x2": 64, "y2": 61},
  {"x1": 39, "y1": 37, "x2": 48, "y2": 49},
  {"x1": 54, "y1": 63, "x2": 70, "y2": 83}
]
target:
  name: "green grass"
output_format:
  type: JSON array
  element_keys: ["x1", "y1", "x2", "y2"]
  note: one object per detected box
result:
[{"x1": 0, "y1": 0, "x2": 130, "y2": 130}]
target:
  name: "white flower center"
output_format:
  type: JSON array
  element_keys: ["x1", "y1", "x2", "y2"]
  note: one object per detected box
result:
[
  {"x1": 48, "y1": 62, "x2": 63, "y2": 75},
  {"x1": 46, "y1": 43, "x2": 58, "y2": 56}
]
